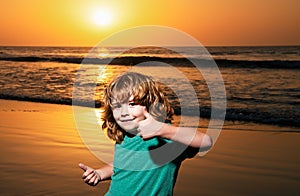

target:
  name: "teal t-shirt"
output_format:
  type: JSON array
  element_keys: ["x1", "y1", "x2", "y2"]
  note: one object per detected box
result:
[{"x1": 105, "y1": 134, "x2": 197, "y2": 196}]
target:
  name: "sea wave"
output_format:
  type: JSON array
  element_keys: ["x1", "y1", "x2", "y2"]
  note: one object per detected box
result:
[
  {"x1": 0, "y1": 94, "x2": 299, "y2": 128},
  {"x1": 1, "y1": 56, "x2": 300, "y2": 69}
]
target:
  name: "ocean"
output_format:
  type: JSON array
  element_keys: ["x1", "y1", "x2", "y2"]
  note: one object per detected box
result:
[{"x1": 0, "y1": 46, "x2": 299, "y2": 127}]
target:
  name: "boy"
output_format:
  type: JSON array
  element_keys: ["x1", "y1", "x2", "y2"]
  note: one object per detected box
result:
[{"x1": 79, "y1": 72, "x2": 212, "y2": 195}]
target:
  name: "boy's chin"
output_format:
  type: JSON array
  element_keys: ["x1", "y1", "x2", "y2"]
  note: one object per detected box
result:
[{"x1": 124, "y1": 128, "x2": 139, "y2": 135}]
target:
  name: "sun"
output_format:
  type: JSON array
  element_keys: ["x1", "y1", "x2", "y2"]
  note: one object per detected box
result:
[{"x1": 92, "y1": 7, "x2": 113, "y2": 26}]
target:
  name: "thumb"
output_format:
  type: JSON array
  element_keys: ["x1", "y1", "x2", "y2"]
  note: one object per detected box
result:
[{"x1": 78, "y1": 163, "x2": 88, "y2": 171}]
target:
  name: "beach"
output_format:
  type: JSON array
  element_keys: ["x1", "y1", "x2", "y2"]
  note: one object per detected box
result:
[
  {"x1": 0, "y1": 99, "x2": 299, "y2": 195},
  {"x1": 1, "y1": 0, "x2": 300, "y2": 194}
]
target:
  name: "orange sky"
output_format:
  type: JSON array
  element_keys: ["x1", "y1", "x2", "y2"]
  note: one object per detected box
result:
[{"x1": 0, "y1": 0, "x2": 299, "y2": 46}]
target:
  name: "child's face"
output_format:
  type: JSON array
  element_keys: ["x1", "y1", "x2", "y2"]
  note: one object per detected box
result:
[{"x1": 111, "y1": 95, "x2": 145, "y2": 134}]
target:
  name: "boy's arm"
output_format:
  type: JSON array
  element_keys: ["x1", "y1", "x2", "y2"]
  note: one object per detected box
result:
[
  {"x1": 156, "y1": 124, "x2": 212, "y2": 149},
  {"x1": 138, "y1": 108, "x2": 213, "y2": 150},
  {"x1": 79, "y1": 163, "x2": 113, "y2": 186}
]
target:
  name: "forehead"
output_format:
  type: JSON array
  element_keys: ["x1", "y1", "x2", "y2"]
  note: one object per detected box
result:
[{"x1": 110, "y1": 94, "x2": 134, "y2": 104}]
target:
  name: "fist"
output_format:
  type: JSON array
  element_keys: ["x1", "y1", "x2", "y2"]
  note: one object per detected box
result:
[{"x1": 78, "y1": 163, "x2": 101, "y2": 186}]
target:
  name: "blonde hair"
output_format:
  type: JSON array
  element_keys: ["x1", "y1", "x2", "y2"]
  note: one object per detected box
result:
[{"x1": 102, "y1": 72, "x2": 173, "y2": 143}]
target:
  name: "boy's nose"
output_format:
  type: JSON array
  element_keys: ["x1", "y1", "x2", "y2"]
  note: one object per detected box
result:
[{"x1": 120, "y1": 104, "x2": 129, "y2": 117}]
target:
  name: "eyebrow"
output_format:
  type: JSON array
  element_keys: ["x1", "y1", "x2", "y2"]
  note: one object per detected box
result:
[
  {"x1": 111, "y1": 98, "x2": 135, "y2": 106},
  {"x1": 111, "y1": 99, "x2": 128, "y2": 105}
]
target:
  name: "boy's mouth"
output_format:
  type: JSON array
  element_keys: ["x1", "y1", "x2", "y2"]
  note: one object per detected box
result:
[{"x1": 120, "y1": 118, "x2": 135, "y2": 122}]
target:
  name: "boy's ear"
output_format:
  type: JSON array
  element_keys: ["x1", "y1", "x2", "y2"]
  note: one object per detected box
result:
[{"x1": 148, "y1": 102, "x2": 167, "y2": 122}]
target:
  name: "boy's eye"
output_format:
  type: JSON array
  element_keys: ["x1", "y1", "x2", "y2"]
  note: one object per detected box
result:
[
  {"x1": 128, "y1": 102, "x2": 136, "y2": 107},
  {"x1": 112, "y1": 103, "x2": 121, "y2": 109}
]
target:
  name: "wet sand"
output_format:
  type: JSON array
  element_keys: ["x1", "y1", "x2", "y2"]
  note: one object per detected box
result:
[{"x1": 0, "y1": 99, "x2": 299, "y2": 195}]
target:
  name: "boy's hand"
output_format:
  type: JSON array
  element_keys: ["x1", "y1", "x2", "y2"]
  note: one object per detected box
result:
[
  {"x1": 78, "y1": 163, "x2": 101, "y2": 186},
  {"x1": 138, "y1": 107, "x2": 165, "y2": 139}
]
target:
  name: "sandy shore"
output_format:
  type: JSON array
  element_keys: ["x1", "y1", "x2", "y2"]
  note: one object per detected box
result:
[{"x1": 0, "y1": 99, "x2": 299, "y2": 195}]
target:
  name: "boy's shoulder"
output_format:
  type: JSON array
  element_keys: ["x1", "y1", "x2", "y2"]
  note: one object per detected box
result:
[{"x1": 118, "y1": 135, "x2": 170, "y2": 151}]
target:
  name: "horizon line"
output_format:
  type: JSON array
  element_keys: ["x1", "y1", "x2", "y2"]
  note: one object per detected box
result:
[{"x1": 0, "y1": 44, "x2": 299, "y2": 48}]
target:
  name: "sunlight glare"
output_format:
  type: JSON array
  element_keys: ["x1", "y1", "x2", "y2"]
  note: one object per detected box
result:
[
  {"x1": 92, "y1": 8, "x2": 113, "y2": 26},
  {"x1": 97, "y1": 47, "x2": 110, "y2": 58}
]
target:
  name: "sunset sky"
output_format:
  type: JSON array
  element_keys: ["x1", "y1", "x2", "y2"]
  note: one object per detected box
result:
[{"x1": 0, "y1": 0, "x2": 299, "y2": 46}]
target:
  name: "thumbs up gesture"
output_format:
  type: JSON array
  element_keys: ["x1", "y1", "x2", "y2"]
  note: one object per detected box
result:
[{"x1": 138, "y1": 107, "x2": 165, "y2": 139}]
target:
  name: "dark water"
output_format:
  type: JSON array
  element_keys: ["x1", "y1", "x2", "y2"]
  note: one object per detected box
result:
[{"x1": 0, "y1": 46, "x2": 299, "y2": 127}]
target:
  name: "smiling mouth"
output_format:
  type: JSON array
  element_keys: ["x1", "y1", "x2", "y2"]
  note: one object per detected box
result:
[{"x1": 120, "y1": 118, "x2": 135, "y2": 122}]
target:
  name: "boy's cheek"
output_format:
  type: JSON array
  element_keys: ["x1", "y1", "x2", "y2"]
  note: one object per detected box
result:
[
  {"x1": 131, "y1": 108, "x2": 144, "y2": 118},
  {"x1": 112, "y1": 110, "x2": 120, "y2": 119}
]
